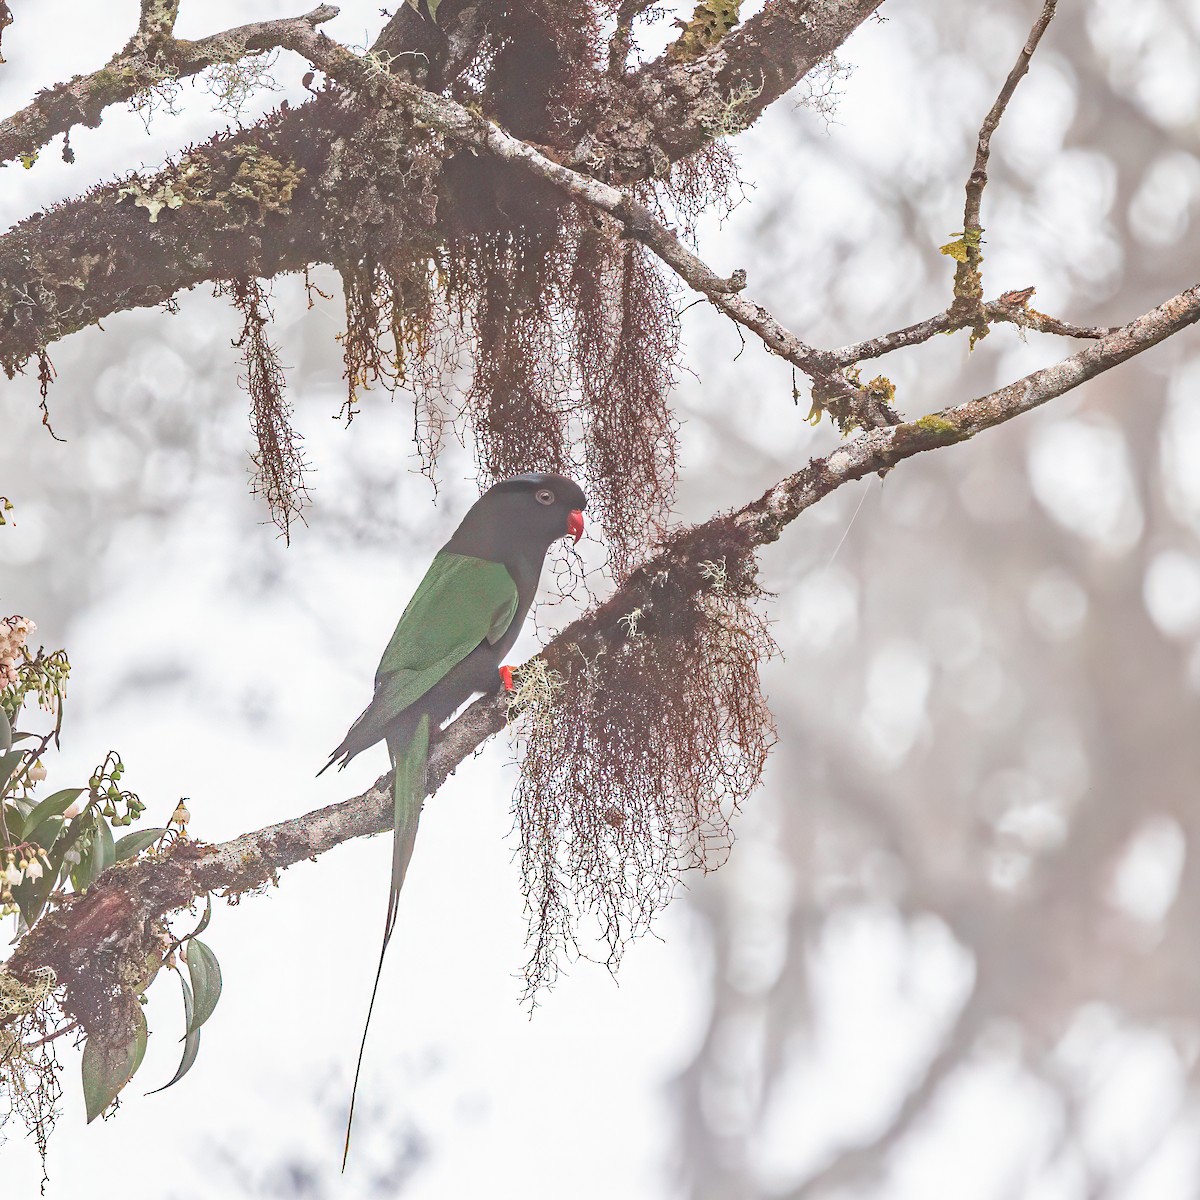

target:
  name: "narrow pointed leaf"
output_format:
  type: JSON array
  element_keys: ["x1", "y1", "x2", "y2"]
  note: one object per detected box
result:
[
  {"x1": 114, "y1": 828, "x2": 166, "y2": 862},
  {"x1": 20, "y1": 787, "x2": 85, "y2": 843},
  {"x1": 87, "y1": 818, "x2": 115, "y2": 885},
  {"x1": 0, "y1": 748, "x2": 22, "y2": 794},
  {"x1": 0, "y1": 706, "x2": 11, "y2": 753},
  {"x1": 13, "y1": 858, "x2": 57, "y2": 929},
  {"x1": 148, "y1": 971, "x2": 200, "y2": 1094},
  {"x1": 190, "y1": 893, "x2": 213, "y2": 940},
  {"x1": 183, "y1": 938, "x2": 222, "y2": 1036},
  {"x1": 131, "y1": 1008, "x2": 149, "y2": 1079},
  {"x1": 81, "y1": 1006, "x2": 148, "y2": 1123},
  {"x1": 2, "y1": 802, "x2": 22, "y2": 840},
  {"x1": 27, "y1": 813, "x2": 64, "y2": 855}
]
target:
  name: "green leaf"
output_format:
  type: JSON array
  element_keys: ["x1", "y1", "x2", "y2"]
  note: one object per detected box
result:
[
  {"x1": 88, "y1": 818, "x2": 116, "y2": 885},
  {"x1": 114, "y1": 828, "x2": 166, "y2": 862},
  {"x1": 0, "y1": 707, "x2": 11, "y2": 754},
  {"x1": 427, "y1": 0, "x2": 441, "y2": 20},
  {"x1": 148, "y1": 971, "x2": 201, "y2": 1094},
  {"x1": 13, "y1": 856, "x2": 57, "y2": 930},
  {"x1": 0, "y1": 748, "x2": 23, "y2": 794},
  {"x1": 183, "y1": 938, "x2": 222, "y2": 1036},
  {"x1": 131, "y1": 1007, "x2": 149, "y2": 1079},
  {"x1": 191, "y1": 893, "x2": 213, "y2": 940},
  {"x1": 26, "y1": 814, "x2": 65, "y2": 855},
  {"x1": 81, "y1": 1007, "x2": 148, "y2": 1123},
  {"x1": 2, "y1": 802, "x2": 22, "y2": 840},
  {"x1": 66, "y1": 813, "x2": 95, "y2": 893},
  {"x1": 20, "y1": 787, "x2": 85, "y2": 843}
]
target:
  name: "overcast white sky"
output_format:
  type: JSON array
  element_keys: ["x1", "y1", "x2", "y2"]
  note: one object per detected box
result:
[{"x1": 5, "y1": 3, "x2": 1200, "y2": 1198}]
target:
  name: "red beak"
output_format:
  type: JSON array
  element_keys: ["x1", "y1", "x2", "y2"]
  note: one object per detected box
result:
[{"x1": 566, "y1": 509, "x2": 585, "y2": 544}]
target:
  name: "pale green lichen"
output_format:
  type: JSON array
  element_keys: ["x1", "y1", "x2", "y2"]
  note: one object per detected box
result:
[
  {"x1": 698, "y1": 558, "x2": 728, "y2": 593},
  {"x1": 507, "y1": 658, "x2": 564, "y2": 738},
  {"x1": 702, "y1": 76, "x2": 765, "y2": 140},
  {"x1": 116, "y1": 145, "x2": 304, "y2": 223},
  {"x1": 618, "y1": 607, "x2": 645, "y2": 638},
  {"x1": 217, "y1": 144, "x2": 304, "y2": 212},
  {"x1": 116, "y1": 178, "x2": 186, "y2": 222}
]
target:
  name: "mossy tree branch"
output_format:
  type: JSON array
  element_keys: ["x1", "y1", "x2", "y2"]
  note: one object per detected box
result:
[
  {"x1": 4, "y1": 275, "x2": 1198, "y2": 1020},
  {"x1": 0, "y1": 0, "x2": 881, "y2": 376},
  {"x1": 0, "y1": 4, "x2": 339, "y2": 168}
]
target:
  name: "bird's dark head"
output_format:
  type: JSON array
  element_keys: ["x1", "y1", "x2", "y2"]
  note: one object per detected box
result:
[{"x1": 448, "y1": 473, "x2": 588, "y2": 562}]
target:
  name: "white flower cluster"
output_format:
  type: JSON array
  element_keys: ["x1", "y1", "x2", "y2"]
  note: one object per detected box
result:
[
  {"x1": 0, "y1": 616, "x2": 35, "y2": 689},
  {"x1": 2, "y1": 848, "x2": 49, "y2": 889}
]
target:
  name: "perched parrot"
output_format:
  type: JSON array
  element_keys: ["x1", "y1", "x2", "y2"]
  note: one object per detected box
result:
[{"x1": 322, "y1": 472, "x2": 587, "y2": 1164}]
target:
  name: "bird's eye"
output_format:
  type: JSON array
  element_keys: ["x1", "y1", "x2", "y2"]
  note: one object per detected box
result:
[{"x1": 535, "y1": 488, "x2": 555, "y2": 506}]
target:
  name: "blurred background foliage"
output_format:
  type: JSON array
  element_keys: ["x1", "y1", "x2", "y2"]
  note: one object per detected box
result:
[{"x1": 4, "y1": 1, "x2": 1200, "y2": 1197}]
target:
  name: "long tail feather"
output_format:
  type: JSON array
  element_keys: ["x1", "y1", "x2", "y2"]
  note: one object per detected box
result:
[{"x1": 342, "y1": 712, "x2": 430, "y2": 1171}]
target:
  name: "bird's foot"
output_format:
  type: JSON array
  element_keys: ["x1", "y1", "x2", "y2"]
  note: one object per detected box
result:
[{"x1": 499, "y1": 665, "x2": 514, "y2": 692}]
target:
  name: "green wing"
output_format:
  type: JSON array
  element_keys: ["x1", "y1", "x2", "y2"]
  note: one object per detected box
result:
[{"x1": 373, "y1": 551, "x2": 519, "y2": 718}]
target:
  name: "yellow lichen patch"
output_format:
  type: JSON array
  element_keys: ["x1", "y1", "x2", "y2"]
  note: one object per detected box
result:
[
  {"x1": 939, "y1": 227, "x2": 982, "y2": 263},
  {"x1": 217, "y1": 144, "x2": 305, "y2": 213},
  {"x1": 668, "y1": 0, "x2": 743, "y2": 61},
  {"x1": 866, "y1": 375, "x2": 896, "y2": 403}
]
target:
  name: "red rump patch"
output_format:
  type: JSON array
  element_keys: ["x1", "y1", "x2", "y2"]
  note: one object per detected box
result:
[{"x1": 499, "y1": 665, "x2": 514, "y2": 692}]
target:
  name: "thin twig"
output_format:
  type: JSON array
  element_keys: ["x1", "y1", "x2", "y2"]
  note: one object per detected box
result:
[
  {"x1": 828, "y1": 293, "x2": 1117, "y2": 367},
  {"x1": 951, "y1": 0, "x2": 1058, "y2": 325},
  {"x1": 21, "y1": 1020, "x2": 79, "y2": 1052}
]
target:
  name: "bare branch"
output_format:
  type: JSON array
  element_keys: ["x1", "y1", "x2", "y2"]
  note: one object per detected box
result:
[
  {"x1": 0, "y1": 3, "x2": 12, "y2": 65},
  {"x1": 0, "y1": 4, "x2": 339, "y2": 167},
  {"x1": 829, "y1": 293, "x2": 1118, "y2": 367},
  {"x1": 986, "y1": 294, "x2": 1117, "y2": 340},
  {"x1": 950, "y1": 0, "x2": 1058, "y2": 329}
]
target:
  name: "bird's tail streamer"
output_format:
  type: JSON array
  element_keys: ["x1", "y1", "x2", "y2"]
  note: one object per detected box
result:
[{"x1": 342, "y1": 712, "x2": 430, "y2": 1170}]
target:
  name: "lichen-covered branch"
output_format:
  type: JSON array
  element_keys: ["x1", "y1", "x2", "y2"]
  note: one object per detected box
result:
[
  {"x1": 4, "y1": 275, "x2": 1196, "y2": 1016},
  {"x1": 589, "y1": 0, "x2": 886, "y2": 178},
  {"x1": 0, "y1": 2, "x2": 880, "y2": 379},
  {"x1": 273, "y1": 25, "x2": 885, "y2": 422},
  {"x1": 0, "y1": 5, "x2": 338, "y2": 167}
]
